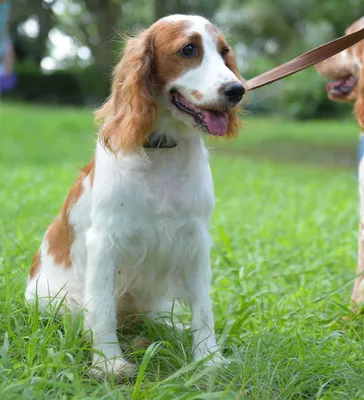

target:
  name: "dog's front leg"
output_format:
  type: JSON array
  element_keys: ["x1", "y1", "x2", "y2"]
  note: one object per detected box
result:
[
  {"x1": 185, "y1": 248, "x2": 220, "y2": 363},
  {"x1": 84, "y1": 228, "x2": 136, "y2": 378}
]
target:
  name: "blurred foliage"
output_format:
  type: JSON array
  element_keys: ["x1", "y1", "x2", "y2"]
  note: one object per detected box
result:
[
  {"x1": 7, "y1": 63, "x2": 83, "y2": 105},
  {"x1": 6, "y1": 0, "x2": 363, "y2": 118},
  {"x1": 154, "y1": 0, "x2": 221, "y2": 20},
  {"x1": 6, "y1": 64, "x2": 109, "y2": 106}
]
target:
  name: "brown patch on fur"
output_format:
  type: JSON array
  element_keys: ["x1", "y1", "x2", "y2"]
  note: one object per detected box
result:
[
  {"x1": 152, "y1": 22, "x2": 204, "y2": 89},
  {"x1": 316, "y1": 54, "x2": 354, "y2": 82},
  {"x1": 216, "y1": 35, "x2": 245, "y2": 138},
  {"x1": 44, "y1": 158, "x2": 95, "y2": 269},
  {"x1": 354, "y1": 26, "x2": 364, "y2": 130},
  {"x1": 29, "y1": 251, "x2": 41, "y2": 279},
  {"x1": 352, "y1": 20, "x2": 364, "y2": 130},
  {"x1": 217, "y1": 35, "x2": 241, "y2": 80},
  {"x1": 225, "y1": 108, "x2": 242, "y2": 138},
  {"x1": 96, "y1": 30, "x2": 157, "y2": 154},
  {"x1": 355, "y1": 97, "x2": 364, "y2": 131},
  {"x1": 82, "y1": 157, "x2": 95, "y2": 186},
  {"x1": 192, "y1": 90, "x2": 203, "y2": 100}
]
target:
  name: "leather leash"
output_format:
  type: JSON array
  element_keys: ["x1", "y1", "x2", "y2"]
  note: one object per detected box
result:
[{"x1": 246, "y1": 27, "x2": 364, "y2": 91}]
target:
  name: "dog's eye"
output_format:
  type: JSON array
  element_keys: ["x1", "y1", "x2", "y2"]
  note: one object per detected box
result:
[
  {"x1": 180, "y1": 44, "x2": 196, "y2": 57},
  {"x1": 221, "y1": 47, "x2": 229, "y2": 58}
]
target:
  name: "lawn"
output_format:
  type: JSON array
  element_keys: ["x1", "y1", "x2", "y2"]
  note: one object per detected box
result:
[{"x1": 0, "y1": 102, "x2": 363, "y2": 399}]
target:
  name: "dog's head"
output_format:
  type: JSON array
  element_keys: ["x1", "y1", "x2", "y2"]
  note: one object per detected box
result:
[
  {"x1": 316, "y1": 17, "x2": 364, "y2": 103},
  {"x1": 96, "y1": 15, "x2": 246, "y2": 153}
]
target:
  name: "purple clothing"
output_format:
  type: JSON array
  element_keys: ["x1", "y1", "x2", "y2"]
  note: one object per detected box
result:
[
  {"x1": 0, "y1": 1, "x2": 16, "y2": 92},
  {"x1": 0, "y1": 72, "x2": 17, "y2": 92}
]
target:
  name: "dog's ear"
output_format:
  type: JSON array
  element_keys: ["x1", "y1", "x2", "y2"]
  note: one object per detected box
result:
[
  {"x1": 225, "y1": 50, "x2": 244, "y2": 138},
  {"x1": 225, "y1": 49, "x2": 241, "y2": 81},
  {"x1": 95, "y1": 30, "x2": 157, "y2": 153}
]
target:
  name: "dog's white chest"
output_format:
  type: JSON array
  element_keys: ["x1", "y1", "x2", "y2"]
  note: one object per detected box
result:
[{"x1": 96, "y1": 141, "x2": 214, "y2": 297}]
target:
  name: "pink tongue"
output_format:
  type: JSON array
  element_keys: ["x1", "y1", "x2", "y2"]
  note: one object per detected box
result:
[
  {"x1": 326, "y1": 76, "x2": 356, "y2": 92},
  {"x1": 201, "y1": 110, "x2": 229, "y2": 136},
  {"x1": 326, "y1": 78, "x2": 346, "y2": 91}
]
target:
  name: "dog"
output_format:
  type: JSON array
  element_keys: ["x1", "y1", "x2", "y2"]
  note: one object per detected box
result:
[
  {"x1": 316, "y1": 17, "x2": 364, "y2": 304},
  {"x1": 25, "y1": 14, "x2": 246, "y2": 378}
]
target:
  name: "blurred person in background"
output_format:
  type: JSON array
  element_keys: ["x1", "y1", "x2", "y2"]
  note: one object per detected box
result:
[{"x1": 0, "y1": 0, "x2": 16, "y2": 93}]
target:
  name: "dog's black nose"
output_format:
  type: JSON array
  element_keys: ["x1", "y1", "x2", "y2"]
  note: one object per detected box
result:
[{"x1": 223, "y1": 82, "x2": 245, "y2": 104}]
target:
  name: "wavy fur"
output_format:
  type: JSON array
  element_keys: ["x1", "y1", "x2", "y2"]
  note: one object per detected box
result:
[{"x1": 96, "y1": 31, "x2": 157, "y2": 153}]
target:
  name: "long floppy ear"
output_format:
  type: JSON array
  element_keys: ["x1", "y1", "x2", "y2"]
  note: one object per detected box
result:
[
  {"x1": 225, "y1": 50, "x2": 245, "y2": 138},
  {"x1": 95, "y1": 30, "x2": 157, "y2": 153}
]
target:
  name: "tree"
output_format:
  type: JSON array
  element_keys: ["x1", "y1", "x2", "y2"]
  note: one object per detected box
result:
[
  {"x1": 9, "y1": 0, "x2": 55, "y2": 64},
  {"x1": 10, "y1": 0, "x2": 124, "y2": 76}
]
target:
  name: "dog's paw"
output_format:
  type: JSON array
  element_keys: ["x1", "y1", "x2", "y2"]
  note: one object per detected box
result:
[{"x1": 89, "y1": 357, "x2": 137, "y2": 381}]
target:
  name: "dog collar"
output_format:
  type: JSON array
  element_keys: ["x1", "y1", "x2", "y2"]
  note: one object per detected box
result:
[{"x1": 143, "y1": 132, "x2": 178, "y2": 149}]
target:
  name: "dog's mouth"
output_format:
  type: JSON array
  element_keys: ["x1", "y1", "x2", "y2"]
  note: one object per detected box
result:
[
  {"x1": 326, "y1": 75, "x2": 357, "y2": 98},
  {"x1": 170, "y1": 91, "x2": 228, "y2": 136}
]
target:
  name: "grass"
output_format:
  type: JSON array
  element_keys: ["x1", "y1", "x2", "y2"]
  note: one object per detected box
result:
[{"x1": 0, "y1": 102, "x2": 363, "y2": 399}]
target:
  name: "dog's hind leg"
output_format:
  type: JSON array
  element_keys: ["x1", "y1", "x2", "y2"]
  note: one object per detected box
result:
[{"x1": 25, "y1": 274, "x2": 83, "y2": 316}]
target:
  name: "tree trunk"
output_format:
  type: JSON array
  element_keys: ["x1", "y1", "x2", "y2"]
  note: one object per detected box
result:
[
  {"x1": 84, "y1": 0, "x2": 123, "y2": 76},
  {"x1": 34, "y1": 3, "x2": 54, "y2": 64}
]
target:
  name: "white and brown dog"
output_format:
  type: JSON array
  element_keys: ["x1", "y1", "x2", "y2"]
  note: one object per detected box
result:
[
  {"x1": 25, "y1": 15, "x2": 245, "y2": 378},
  {"x1": 316, "y1": 17, "x2": 364, "y2": 304}
]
